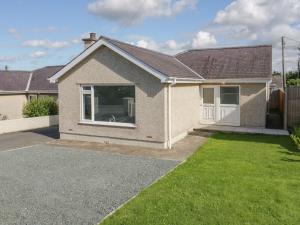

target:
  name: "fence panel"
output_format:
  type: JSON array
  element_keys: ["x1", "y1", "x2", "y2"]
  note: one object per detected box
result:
[{"x1": 287, "y1": 86, "x2": 300, "y2": 127}]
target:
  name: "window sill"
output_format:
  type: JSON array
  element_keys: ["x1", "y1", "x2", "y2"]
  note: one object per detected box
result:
[{"x1": 78, "y1": 121, "x2": 137, "y2": 128}]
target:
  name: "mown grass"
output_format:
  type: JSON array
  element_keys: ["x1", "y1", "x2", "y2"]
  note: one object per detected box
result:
[{"x1": 101, "y1": 133, "x2": 300, "y2": 225}]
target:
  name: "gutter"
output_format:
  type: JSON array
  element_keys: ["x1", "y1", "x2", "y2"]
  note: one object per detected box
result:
[{"x1": 167, "y1": 78, "x2": 177, "y2": 149}]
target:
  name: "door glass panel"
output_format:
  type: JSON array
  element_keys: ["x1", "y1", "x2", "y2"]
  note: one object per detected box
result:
[
  {"x1": 220, "y1": 87, "x2": 239, "y2": 105},
  {"x1": 203, "y1": 88, "x2": 214, "y2": 104}
]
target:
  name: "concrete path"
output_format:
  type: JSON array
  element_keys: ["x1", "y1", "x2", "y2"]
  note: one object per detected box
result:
[
  {"x1": 0, "y1": 126, "x2": 59, "y2": 151},
  {"x1": 196, "y1": 124, "x2": 289, "y2": 136},
  {"x1": 49, "y1": 132, "x2": 211, "y2": 162}
]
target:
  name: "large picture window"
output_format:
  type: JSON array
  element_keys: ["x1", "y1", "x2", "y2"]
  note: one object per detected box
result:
[
  {"x1": 220, "y1": 86, "x2": 239, "y2": 105},
  {"x1": 80, "y1": 85, "x2": 135, "y2": 125}
]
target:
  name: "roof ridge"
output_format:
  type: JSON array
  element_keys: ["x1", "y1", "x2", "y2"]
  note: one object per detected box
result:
[
  {"x1": 173, "y1": 57, "x2": 205, "y2": 79},
  {"x1": 44, "y1": 65, "x2": 65, "y2": 68},
  {"x1": 100, "y1": 35, "x2": 174, "y2": 58},
  {"x1": 176, "y1": 44, "x2": 272, "y2": 56},
  {"x1": 33, "y1": 65, "x2": 65, "y2": 71}
]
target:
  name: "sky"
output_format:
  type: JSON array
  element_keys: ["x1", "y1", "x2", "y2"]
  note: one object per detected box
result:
[{"x1": 0, "y1": 0, "x2": 299, "y2": 72}]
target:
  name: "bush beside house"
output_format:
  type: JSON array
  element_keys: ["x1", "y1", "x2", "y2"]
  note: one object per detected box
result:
[
  {"x1": 23, "y1": 97, "x2": 58, "y2": 118},
  {"x1": 291, "y1": 126, "x2": 300, "y2": 149}
]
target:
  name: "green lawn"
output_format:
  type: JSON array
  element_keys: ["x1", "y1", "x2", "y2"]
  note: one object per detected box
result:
[{"x1": 101, "y1": 133, "x2": 300, "y2": 225}]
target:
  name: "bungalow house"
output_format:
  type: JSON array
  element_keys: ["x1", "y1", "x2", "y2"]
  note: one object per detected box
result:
[
  {"x1": 0, "y1": 66, "x2": 63, "y2": 119},
  {"x1": 50, "y1": 33, "x2": 272, "y2": 149}
]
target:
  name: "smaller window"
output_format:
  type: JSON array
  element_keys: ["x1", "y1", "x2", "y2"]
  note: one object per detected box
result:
[
  {"x1": 203, "y1": 88, "x2": 214, "y2": 104},
  {"x1": 220, "y1": 87, "x2": 239, "y2": 105}
]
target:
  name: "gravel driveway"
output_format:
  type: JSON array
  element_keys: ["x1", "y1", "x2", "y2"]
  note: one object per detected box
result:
[{"x1": 0, "y1": 144, "x2": 179, "y2": 225}]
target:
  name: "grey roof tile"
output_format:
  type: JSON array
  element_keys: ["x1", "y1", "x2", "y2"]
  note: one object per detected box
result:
[
  {"x1": 175, "y1": 45, "x2": 272, "y2": 79},
  {"x1": 103, "y1": 36, "x2": 204, "y2": 80},
  {"x1": 29, "y1": 66, "x2": 63, "y2": 91},
  {"x1": 0, "y1": 66, "x2": 62, "y2": 92},
  {"x1": 0, "y1": 70, "x2": 31, "y2": 91}
]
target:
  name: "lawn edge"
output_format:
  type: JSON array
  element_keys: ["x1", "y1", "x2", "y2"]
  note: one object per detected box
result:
[
  {"x1": 98, "y1": 158, "x2": 187, "y2": 224},
  {"x1": 99, "y1": 135, "x2": 211, "y2": 224}
]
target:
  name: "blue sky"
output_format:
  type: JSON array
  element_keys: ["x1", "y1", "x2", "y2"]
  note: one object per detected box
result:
[{"x1": 0, "y1": 0, "x2": 299, "y2": 71}]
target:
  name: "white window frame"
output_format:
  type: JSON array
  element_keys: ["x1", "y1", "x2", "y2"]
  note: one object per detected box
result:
[
  {"x1": 80, "y1": 85, "x2": 136, "y2": 128},
  {"x1": 219, "y1": 85, "x2": 240, "y2": 106},
  {"x1": 80, "y1": 85, "x2": 93, "y2": 122}
]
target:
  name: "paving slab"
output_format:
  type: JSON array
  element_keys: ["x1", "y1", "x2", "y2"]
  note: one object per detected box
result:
[
  {"x1": 48, "y1": 133, "x2": 210, "y2": 162},
  {"x1": 196, "y1": 125, "x2": 289, "y2": 136}
]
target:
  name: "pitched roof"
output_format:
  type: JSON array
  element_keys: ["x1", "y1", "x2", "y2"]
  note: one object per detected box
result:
[
  {"x1": 29, "y1": 66, "x2": 63, "y2": 91},
  {"x1": 175, "y1": 45, "x2": 272, "y2": 80},
  {"x1": 50, "y1": 36, "x2": 204, "y2": 83},
  {"x1": 0, "y1": 66, "x2": 62, "y2": 93},
  {"x1": 102, "y1": 37, "x2": 204, "y2": 80},
  {"x1": 0, "y1": 70, "x2": 31, "y2": 91}
]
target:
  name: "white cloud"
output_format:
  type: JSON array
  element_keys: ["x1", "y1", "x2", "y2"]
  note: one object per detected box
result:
[
  {"x1": 8, "y1": 28, "x2": 22, "y2": 39},
  {"x1": 136, "y1": 39, "x2": 160, "y2": 51},
  {"x1": 0, "y1": 56, "x2": 21, "y2": 63},
  {"x1": 213, "y1": 0, "x2": 300, "y2": 44},
  {"x1": 22, "y1": 40, "x2": 69, "y2": 49},
  {"x1": 131, "y1": 31, "x2": 217, "y2": 54},
  {"x1": 212, "y1": 0, "x2": 300, "y2": 71},
  {"x1": 30, "y1": 51, "x2": 47, "y2": 58},
  {"x1": 165, "y1": 39, "x2": 189, "y2": 50},
  {"x1": 192, "y1": 31, "x2": 217, "y2": 48},
  {"x1": 88, "y1": 0, "x2": 197, "y2": 25}
]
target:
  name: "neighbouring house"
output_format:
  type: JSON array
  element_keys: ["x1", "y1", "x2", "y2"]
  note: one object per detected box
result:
[
  {"x1": 49, "y1": 33, "x2": 272, "y2": 149},
  {"x1": 0, "y1": 66, "x2": 63, "y2": 119}
]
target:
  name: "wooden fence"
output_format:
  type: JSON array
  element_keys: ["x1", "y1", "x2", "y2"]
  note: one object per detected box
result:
[
  {"x1": 287, "y1": 86, "x2": 300, "y2": 127},
  {"x1": 269, "y1": 87, "x2": 285, "y2": 115}
]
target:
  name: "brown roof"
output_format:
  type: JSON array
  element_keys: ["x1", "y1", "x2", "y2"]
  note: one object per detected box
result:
[
  {"x1": 29, "y1": 66, "x2": 63, "y2": 91},
  {"x1": 103, "y1": 36, "x2": 204, "y2": 80},
  {"x1": 0, "y1": 66, "x2": 62, "y2": 92},
  {"x1": 175, "y1": 45, "x2": 272, "y2": 79},
  {"x1": 0, "y1": 70, "x2": 31, "y2": 91}
]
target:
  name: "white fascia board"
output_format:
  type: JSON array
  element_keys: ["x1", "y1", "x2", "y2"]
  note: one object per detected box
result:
[
  {"x1": 49, "y1": 39, "x2": 168, "y2": 83},
  {"x1": 202, "y1": 78, "x2": 272, "y2": 84},
  {"x1": 175, "y1": 80, "x2": 204, "y2": 84}
]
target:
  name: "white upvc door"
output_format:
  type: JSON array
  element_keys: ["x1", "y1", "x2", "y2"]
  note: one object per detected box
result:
[
  {"x1": 201, "y1": 86, "x2": 218, "y2": 124},
  {"x1": 200, "y1": 85, "x2": 240, "y2": 126}
]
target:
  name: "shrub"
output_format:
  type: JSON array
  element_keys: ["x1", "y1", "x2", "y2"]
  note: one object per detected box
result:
[
  {"x1": 23, "y1": 97, "x2": 58, "y2": 117},
  {"x1": 291, "y1": 125, "x2": 300, "y2": 149},
  {"x1": 287, "y1": 79, "x2": 300, "y2": 87}
]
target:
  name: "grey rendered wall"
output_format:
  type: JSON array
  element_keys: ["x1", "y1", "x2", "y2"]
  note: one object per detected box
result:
[
  {"x1": 0, "y1": 95, "x2": 27, "y2": 119},
  {"x1": 240, "y1": 83, "x2": 267, "y2": 127},
  {"x1": 58, "y1": 46, "x2": 167, "y2": 148},
  {"x1": 171, "y1": 84, "x2": 201, "y2": 139}
]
